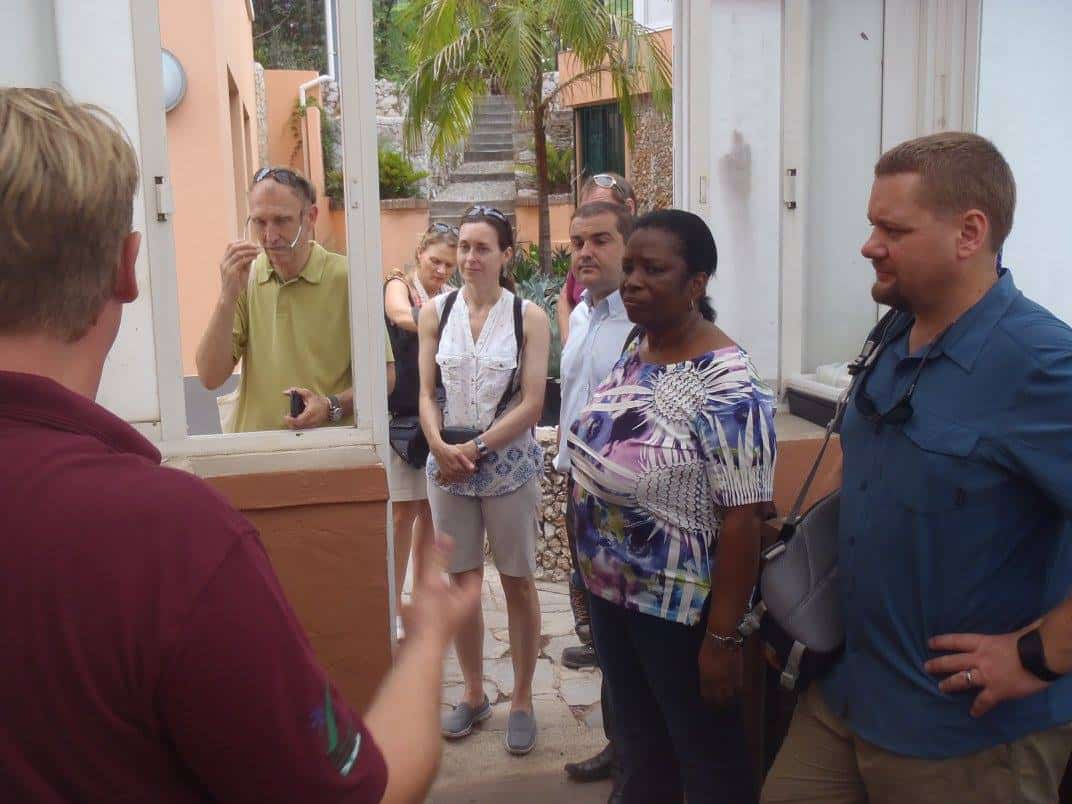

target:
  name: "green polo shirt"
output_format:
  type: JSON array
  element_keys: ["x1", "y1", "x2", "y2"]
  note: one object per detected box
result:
[{"x1": 230, "y1": 243, "x2": 353, "y2": 432}]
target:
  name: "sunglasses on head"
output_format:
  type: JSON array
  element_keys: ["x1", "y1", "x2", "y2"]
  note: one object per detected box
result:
[
  {"x1": 253, "y1": 166, "x2": 301, "y2": 186},
  {"x1": 463, "y1": 205, "x2": 509, "y2": 224},
  {"x1": 427, "y1": 222, "x2": 460, "y2": 236},
  {"x1": 591, "y1": 173, "x2": 627, "y2": 199}
]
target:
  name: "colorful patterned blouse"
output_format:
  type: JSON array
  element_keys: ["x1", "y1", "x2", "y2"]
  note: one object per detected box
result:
[{"x1": 567, "y1": 343, "x2": 777, "y2": 625}]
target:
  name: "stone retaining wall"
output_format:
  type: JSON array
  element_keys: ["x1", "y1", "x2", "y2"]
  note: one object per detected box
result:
[
  {"x1": 630, "y1": 96, "x2": 673, "y2": 212},
  {"x1": 534, "y1": 427, "x2": 571, "y2": 581}
]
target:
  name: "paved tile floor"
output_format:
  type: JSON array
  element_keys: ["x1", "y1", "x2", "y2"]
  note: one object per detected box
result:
[{"x1": 414, "y1": 562, "x2": 613, "y2": 803}]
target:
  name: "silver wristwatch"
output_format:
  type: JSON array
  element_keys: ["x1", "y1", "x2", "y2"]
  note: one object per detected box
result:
[
  {"x1": 326, "y1": 394, "x2": 343, "y2": 423},
  {"x1": 474, "y1": 436, "x2": 490, "y2": 459}
]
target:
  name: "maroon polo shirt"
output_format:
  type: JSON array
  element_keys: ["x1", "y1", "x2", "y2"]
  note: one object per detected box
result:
[{"x1": 0, "y1": 371, "x2": 387, "y2": 803}]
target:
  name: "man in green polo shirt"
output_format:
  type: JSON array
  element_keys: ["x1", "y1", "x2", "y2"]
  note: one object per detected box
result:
[{"x1": 196, "y1": 167, "x2": 354, "y2": 432}]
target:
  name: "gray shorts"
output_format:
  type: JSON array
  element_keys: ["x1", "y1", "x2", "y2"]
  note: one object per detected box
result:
[{"x1": 428, "y1": 477, "x2": 540, "y2": 577}]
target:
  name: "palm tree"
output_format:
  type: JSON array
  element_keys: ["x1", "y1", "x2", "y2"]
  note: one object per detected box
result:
[{"x1": 402, "y1": 0, "x2": 672, "y2": 273}]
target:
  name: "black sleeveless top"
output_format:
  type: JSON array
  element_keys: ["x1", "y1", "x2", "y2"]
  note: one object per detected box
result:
[{"x1": 384, "y1": 275, "x2": 420, "y2": 416}]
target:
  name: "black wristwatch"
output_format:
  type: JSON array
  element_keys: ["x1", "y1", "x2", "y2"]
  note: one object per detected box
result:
[
  {"x1": 474, "y1": 437, "x2": 490, "y2": 459},
  {"x1": 326, "y1": 394, "x2": 343, "y2": 423},
  {"x1": 1017, "y1": 628, "x2": 1062, "y2": 682}
]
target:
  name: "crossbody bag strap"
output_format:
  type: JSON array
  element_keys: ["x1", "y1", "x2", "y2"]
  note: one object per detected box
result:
[
  {"x1": 434, "y1": 290, "x2": 460, "y2": 392},
  {"x1": 783, "y1": 309, "x2": 903, "y2": 525},
  {"x1": 621, "y1": 324, "x2": 643, "y2": 356},
  {"x1": 493, "y1": 295, "x2": 524, "y2": 419}
]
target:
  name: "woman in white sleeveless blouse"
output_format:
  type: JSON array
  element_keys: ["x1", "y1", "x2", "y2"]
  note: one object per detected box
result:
[{"x1": 417, "y1": 207, "x2": 551, "y2": 755}]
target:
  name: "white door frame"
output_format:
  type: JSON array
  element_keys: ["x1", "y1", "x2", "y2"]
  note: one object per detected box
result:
[{"x1": 672, "y1": 0, "x2": 982, "y2": 391}]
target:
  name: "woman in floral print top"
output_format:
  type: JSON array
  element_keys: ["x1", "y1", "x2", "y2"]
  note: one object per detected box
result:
[{"x1": 567, "y1": 210, "x2": 777, "y2": 803}]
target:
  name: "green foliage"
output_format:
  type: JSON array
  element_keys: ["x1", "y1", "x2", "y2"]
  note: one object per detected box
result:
[
  {"x1": 545, "y1": 142, "x2": 575, "y2": 193},
  {"x1": 513, "y1": 272, "x2": 565, "y2": 378},
  {"x1": 321, "y1": 113, "x2": 340, "y2": 171},
  {"x1": 374, "y1": 0, "x2": 418, "y2": 81},
  {"x1": 551, "y1": 245, "x2": 572, "y2": 277},
  {"x1": 253, "y1": 0, "x2": 326, "y2": 71},
  {"x1": 511, "y1": 243, "x2": 572, "y2": 282},
  {"x1": 378, "y1": 148, "x2": 429, "y2": 199},
  {"x1": 403, "y1": 0, "x2": 672, "y2": 272},
  {"x1": 516, "y1": 141, "x2": 575, "y2": 193},
  {"x1": 510, "y1": 243, "x2": 541, "y2": 284},
  {"x1": 325, "y1": 169, "x2": 344, "y2": 209}
]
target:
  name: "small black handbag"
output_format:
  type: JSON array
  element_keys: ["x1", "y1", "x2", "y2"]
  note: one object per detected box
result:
[{"x1": 388, "y1": 415, "x2": 429, "y2": 468}]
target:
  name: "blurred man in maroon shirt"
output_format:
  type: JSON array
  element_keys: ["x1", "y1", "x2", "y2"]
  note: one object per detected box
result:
[{"x1": 0, "y1": 87, "x2": 477, "y2": 804}]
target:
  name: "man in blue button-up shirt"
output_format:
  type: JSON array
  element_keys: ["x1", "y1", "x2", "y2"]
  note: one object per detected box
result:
[{"x1": 763, "y1": 133, "x2": 1072, "y2": 803}]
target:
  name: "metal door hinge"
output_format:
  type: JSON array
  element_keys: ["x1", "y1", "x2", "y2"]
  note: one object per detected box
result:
[
  {"x1": 154, "y1": 176, "x2": 174, "y2": 222},
  {"x1": 783, "y1": 168, "x2": 798, "y2": 210}
]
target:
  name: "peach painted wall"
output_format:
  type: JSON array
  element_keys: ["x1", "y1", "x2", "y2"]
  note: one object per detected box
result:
[
  {"x1": 378, "y1": 205, "x2": 431, "y2": 276},
  {"x1": 327, "y1": 208, "x2": 349, "y2": 255},
  {"x1": 161, "y1": 0, "x2": 258, "y2": 375},
  {"x1": 516, "y1": 200, "x2": 575, "y2": 251},
  {"x1": 264, "y1": 69, "x2": 318, "y2": 170},
  {"x1": 557, "y1": 29, "x2": 673, "y2": 109}
]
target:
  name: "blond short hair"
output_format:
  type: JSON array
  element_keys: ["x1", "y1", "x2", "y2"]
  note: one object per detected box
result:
[
  {"x1": 875, "y1": 132, "x2": 1015, "y2": 252},
  {"x1": 0, "y1": 87, "x2": 139, "y2": 340}
]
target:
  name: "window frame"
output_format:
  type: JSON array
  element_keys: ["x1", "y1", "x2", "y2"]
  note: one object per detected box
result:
[{"x1": 128, "y1": 0, "x2": 389, "y2": 463}]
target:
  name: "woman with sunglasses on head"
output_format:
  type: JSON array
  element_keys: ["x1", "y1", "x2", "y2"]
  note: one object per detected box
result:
[
  {"x1": 558, "y1": 172, "x2": 638, "y2": 343},
  {"x1": 417, "y1": 206, "x2": 551, "y2": 756},
  {"x1": 383, "y1": 222, "x2": 458, "y2": 631},
  {"x1": 567, "y1": 210, "x2": 777, "y2": 803}
]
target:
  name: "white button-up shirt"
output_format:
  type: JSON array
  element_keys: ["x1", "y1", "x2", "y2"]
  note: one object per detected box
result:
[{"x1": 555, "y1": 289, "x2": 636, "y2": 472}]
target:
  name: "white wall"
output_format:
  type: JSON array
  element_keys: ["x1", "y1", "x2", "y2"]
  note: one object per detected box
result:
[
  {"x1": 977, "y1": 0, "x2": 1072, "y2": 325},
  {"x1": 705, "y1": 0, "x2": 782, "y2": 382},
  {"x1": 635, "y1": 0, "x2": 674, "y2": 29},
  {"x1": 802, "y1": 0, "x2": 884, "y2": 371},
  {"x1": 0, "y1": 0, "x2": 59, "y2": 86},
  {"x1": 52, "y1": 0, "x2": 163, "y2": 424}
]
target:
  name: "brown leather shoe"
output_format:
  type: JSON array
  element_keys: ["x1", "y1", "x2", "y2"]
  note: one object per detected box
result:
[{"x1": 564, "y1": 742, "x2": 614, "y2": 782}]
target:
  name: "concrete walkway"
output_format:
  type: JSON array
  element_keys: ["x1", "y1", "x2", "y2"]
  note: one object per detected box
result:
[{"x1": 426, "y1": 563, "x2": 613, "y2": 803}]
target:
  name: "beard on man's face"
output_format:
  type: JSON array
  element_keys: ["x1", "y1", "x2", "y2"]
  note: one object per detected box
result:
[{"x1": 871, "y1": 276, "x2": 911, "y2": 312}]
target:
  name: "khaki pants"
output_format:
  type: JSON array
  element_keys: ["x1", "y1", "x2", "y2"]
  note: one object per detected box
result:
[{"x1": 762, "y1": 685, "x2": 1072, "y2": 804}]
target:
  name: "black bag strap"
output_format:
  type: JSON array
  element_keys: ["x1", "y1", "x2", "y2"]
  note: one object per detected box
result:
[
  {"x1": 434, "y1": 290, "x2": 460, "y2": 392},
  {"x1": 434, "y1": 290, "x2": 524, "y2": 421},
  {"x1": 493, "y1": 295, "x2": 524, "y2": 419},
  {"x1": 784, "y1": 309, "x2": 903, "y2": 525},
  {"x1": 621, "y1": 324, "x2": 643, "y2": 356}
]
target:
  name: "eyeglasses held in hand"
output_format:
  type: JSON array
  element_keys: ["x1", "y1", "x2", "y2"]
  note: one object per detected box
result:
[
  {"x1": 246, "y1": 216, "x2": 305, "y2": 250},
  {"x1": 463, "y1": 205, "x2": 509, "y2": 224}
]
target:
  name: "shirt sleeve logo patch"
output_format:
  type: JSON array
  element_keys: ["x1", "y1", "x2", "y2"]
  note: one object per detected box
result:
[{"x1": 314, "y1": 682, "x2": 361, "y2": 776}]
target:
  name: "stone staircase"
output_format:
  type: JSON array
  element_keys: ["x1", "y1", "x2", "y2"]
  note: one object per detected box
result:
[{"x1": 429, "y1": 95, "x2": 518, "y2": 230}]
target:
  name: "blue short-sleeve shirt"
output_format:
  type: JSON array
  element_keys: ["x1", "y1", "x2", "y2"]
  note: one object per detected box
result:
[{"x1": 822, "y1": 269, "x2": 1072, "y2": 759}]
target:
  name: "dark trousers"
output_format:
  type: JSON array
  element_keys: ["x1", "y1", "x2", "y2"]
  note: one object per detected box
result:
[{"x1": 589, "y1": 594, "x2": 757, "y2": 804}]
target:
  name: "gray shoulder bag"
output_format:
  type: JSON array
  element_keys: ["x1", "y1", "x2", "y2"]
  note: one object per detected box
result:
[{"x1": 739, "y1": 310, "x2": 900, "y2": 691}]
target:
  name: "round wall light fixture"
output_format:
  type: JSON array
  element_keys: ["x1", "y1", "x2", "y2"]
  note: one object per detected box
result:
[{"x1": 162, "y1": 49, "x2": 187, "y2": 112}]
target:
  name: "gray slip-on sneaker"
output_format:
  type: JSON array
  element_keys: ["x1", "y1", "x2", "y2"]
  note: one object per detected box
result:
[
  {"x1": 505, "y1": 709, "x2": 537, "y2": 755},
  {"x1": 441, "y1": 696, "x2": 492, "y2": 739}
]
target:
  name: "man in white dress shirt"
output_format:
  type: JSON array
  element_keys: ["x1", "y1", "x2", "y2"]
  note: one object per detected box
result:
[{"x1": 557, "y1": 202, "x2": 637, "y2": 786}]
